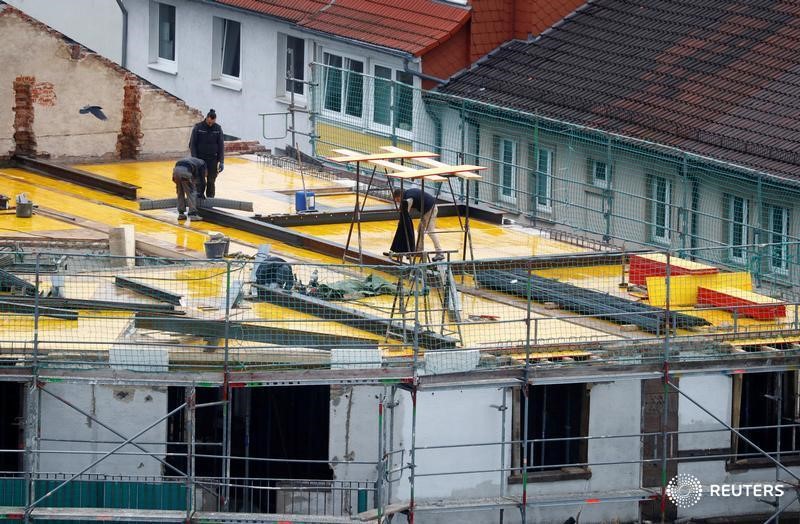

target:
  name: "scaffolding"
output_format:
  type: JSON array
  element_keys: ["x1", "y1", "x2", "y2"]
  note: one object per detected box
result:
[{"x1": 0, "y1": 245, "x2": 798, "y2": 523}]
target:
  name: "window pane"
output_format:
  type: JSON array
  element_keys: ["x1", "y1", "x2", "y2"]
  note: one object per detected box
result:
[
  {"x1": 771, "y1": 206, "x2": 787, "y2": 269},
  {"x1": 537, "y1": 149, "x2": 550, "y2": 207},
  {"x1": 373, "y1": 66, "x2": 392, "y2": 126},
  {"x1": 344, "y1": 59, "x2": 363, "y2": 118},
  {"x1": 158, "y1": 3, "x2": 175, "y2": 61},
  {"x1": 501, "y1": 140, "x2": 514, "y2": 197},
  {"x1": 221, "y1": 20, "x2": 241, "y2": 77},
  {"x1": 594, "y1": 161, "x2": 606, "y2": 182},
  {"x1": 285, "y1": 36, "x2": 304, "y2": 94},
  {"x1": 323, "y1": 53, "x2": 342, "y2": 112},
  {"x1": 395, "y1": 71, "x2": 413, "y2": 131}
]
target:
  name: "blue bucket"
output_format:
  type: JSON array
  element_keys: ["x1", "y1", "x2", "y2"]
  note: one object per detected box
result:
[{"x1": 295, "y1": 191, "x2": 316, "y2": 212}]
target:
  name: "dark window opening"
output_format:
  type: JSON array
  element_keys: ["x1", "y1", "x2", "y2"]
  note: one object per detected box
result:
[
  {"x1": 166, "y1": 385, "x2": 331, "y2": 513},
  {"x1": 0, "y1": 382, "x2": 23, "y2": 474},
  {"x1": 285, "y1": 36, "x2": 305, "y2": 95},
  {"x1": 734, "y1": 371, "x2": 800, "y2": 462},
  {"x1": 527, "y1": 383, "x2": 588, "y2": 471}
]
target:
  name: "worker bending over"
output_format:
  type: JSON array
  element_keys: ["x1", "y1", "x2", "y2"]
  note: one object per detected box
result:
[
  {"x1": 393, "y1": 187, "x2": 443, "y2": 260},
  {"x1": 172, "y1": 157, "x2": 206, "y2": 221}
]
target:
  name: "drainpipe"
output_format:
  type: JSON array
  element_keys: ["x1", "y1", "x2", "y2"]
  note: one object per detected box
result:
[
  {"x1": 115, "y1": 0, "x2": 128, "y2": 67},
  {"x1": 402, "y1": 58, "x2": 446, "y2": 85}
]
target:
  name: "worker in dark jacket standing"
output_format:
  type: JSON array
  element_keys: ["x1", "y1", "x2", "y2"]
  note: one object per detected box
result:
[{"x1": 189, "y1": 109, "x2": 224, "y2": 198}]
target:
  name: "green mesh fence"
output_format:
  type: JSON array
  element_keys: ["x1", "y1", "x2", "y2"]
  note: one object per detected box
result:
[{"x1": 309, "y1": 62, "x2": 800, "y2": 289}]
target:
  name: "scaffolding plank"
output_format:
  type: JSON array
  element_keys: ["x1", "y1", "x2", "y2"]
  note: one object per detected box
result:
[
  {"x1": 114, "y1": 276, "x2": 183, "y2": 305},
  {"x1": 327, "y1": 150, "x2": 438, "y2": 163},
  {"x1": 381, "y1": 146, "x2": 483, "y2": 179},
  {"x1": 254, "y1": 285, "x2": 458, "y2": 350},
  {"x1": 384, "y1": 164, "x2": 486, "y2": 179}
]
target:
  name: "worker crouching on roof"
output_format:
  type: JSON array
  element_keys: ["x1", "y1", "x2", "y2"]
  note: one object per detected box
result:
[
  {"x1": 172, "y1": 157, "x2": 206, "y2": 221},
  {"x1": 393, "y1": 187, "x2": 444, "y2": 261}
]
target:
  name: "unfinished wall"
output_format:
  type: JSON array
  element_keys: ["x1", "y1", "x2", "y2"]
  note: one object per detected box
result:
[
  {"x1": 0, "y1": 4, "x2": 201, "y2": 161},
  {"x1": 37, "y1": 383, "x2": 168, "y2": 476}
]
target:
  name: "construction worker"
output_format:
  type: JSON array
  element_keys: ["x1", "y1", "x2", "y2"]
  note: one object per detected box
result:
[
  {"x1": 393, "y1": 187, "x2": 444, "y2": 260},
  {"x1": 189, "y1": 109, "x2": 224, "y2": 198},
  {"x1": 172, "y1": 157, "x2": 205, "y2": 221}
]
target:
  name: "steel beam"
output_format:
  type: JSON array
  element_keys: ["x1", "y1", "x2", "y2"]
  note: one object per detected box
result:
[
  {"x1": 0, "y1": 268, "x2": 36, "y2": 295},
  {"x1": 114, "y1": 276, "x2": 183, "y2": 305},
  {"x1": 12, "y1": 155, "x2": 139, "y2": 200},
  {"x1": 199, "y1": 208, "x2": 396, "y2": 266},
  {"x1": 0, "y1": 296, "x2": 180, "y2": 314},
  {"x1": 253, "y1": 285, "x2": 457, "y2": 349},
  {"x1": 0, "y1": 300, "x2": 78, "y2": 320},
  {"x1": 133, "y1": 312, "x2": 378, "y2": 349}
]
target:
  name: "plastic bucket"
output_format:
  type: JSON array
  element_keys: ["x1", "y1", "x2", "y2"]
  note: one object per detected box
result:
[
  {"x1": 15, "y1": 202, "x2": 32, "y2": 218},
  {"x1": 294, "y1": 191, "x2": 315, "y2": 212},
  {"x1": 204, "y1": 241, "x2": 227, "y2": 259}
]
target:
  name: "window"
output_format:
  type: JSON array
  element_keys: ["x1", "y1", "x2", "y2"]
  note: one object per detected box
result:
[
  {"x1": 536, "y1": 148, "x2": 553, "y2": 211},
  {"x1": 157, "y1": 3, "x2": 175, "y2": 61},
  {"x1": 732, "y1": 371, "x2": 800, "y2": 465},
  {"x1": 499, "y1": 139, "x2": 517, "y2": 202},
  {"x1": 284, "y1": 36, "x2": 304, "y2": 95},
  {"x1": 394, "y1": 70, "x2": 414, "y2": 131},
  {"x1": 769, "y1": 205, "x2": 789, "y2": 273},
  {"x1": 650, "y1": 176, "x2": 671, "y2": 244},
  {"x1": 513, "y1": 383, "x2": 590, "y2": 479},
  {"x1": 373, "y1": 66, "x2": 392, "y2": 126},
  {"x1": 372, "y1": 66, "x2": 414, "y2": 132},
  {"x1": 323, "y1": 53, "x2": 363, "y2": 118},
  {"x1": 221, "y1": 19, "x2": 241, "y2": 78},
  {"x1": 591, "y1": 160, "x2": 609, "y2": 188},
  {"x1": 727, "y1": 195, "x2": 749, "y2": 263}
]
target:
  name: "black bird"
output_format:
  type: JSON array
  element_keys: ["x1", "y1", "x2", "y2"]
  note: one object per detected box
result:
[{"x1": 79, "y1": 105, "x2": 107, "y2": 120}]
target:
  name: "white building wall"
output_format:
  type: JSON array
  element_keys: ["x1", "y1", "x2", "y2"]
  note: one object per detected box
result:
[
  {"x1": 123, "y1": 0, "x2": 415, "y2": 153},
  {"x1": 4, "y1": 0, "x2": 122, "y2": 63}
]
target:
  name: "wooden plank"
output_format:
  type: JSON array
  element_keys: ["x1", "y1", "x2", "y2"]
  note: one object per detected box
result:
[
  {"x1": 381, "y1": 146, "x2": 483, "y2": 179},
  {"x1": 646, "y1": 272, "x2": 752, "y2": 307},
  {"x1": 327, "y1": 150, "x2": 438, "y2": 163},
  {"x1": 368, "y1": 159, "x2": 447, "y2": 182},
  {"x1": 385, "y1": 164, "x2": 486, "y2": 179}
]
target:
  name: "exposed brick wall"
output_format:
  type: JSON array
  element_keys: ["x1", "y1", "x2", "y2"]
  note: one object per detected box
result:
[
  {"x1": 224, "y1": 140, "x2": 268, "y2": 155},
  {"x1": 513, "y1": 0, "x2": 585, "y2": 39},
  {"x1": 117, "y1": 75, "x2": 142, "y2": 159},
  {"x1": 1, "y1": 4, "x2": 203, "y2": 160},
  {"x1": 12, "y1": 75, "x2": 36, "y2": 156}
]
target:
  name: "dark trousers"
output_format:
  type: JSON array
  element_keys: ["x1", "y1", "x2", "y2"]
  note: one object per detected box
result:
[{"x1": 199, "y1": 156, "x2": 219, "y2": 198}]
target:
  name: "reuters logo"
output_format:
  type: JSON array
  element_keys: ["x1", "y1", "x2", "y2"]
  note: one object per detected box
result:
[{"x1": 666, "y1": 473, "x2": 703, "y2": 508}]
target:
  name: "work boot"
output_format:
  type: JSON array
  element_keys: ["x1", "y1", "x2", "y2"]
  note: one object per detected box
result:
[
  {"x1": 432, "y1": 252, "x2": 445, "y2": 262},
  {"x1": 188, "y1": 212, "x2": 202, "y2": 221},
  {"x1": 177, "y1": 213, "x2": 187, "y2": 221}
]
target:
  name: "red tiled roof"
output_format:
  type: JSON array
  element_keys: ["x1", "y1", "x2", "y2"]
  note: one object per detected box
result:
[
  {"x1": 441, "y1": 0, "x2": 800, "y2": 179},
  {"x1": 217, "y1": 0, "x2": 470, "y2": 56}
]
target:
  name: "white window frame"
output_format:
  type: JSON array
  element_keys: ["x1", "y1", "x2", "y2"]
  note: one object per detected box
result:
[
  {"x1": 535, "y1": 148, "x2": 553, "y2": 212},
  {"x1": 728, "y1": 195, "x2": 749, "y2": 264},
  {"x1": 321, "y1": 51, "x2": 365, "y2": 123},
  {"x1": 768, "y1": 205, "x2": 789, "y2": 274},
  {"x1": 651, "y1": 176, "x2": 672, "y2": 244},
  {"x1": 276, "y1": 34, "x2": 306, "y2": 101},
  {"x1": 220, "y1": 18, "x2": 241, "y2": 80},
  {"x1": 499, "y1": 138, "x2": 517, "y2": 203},
  {"x1": 147, "y1": 1, "x2": 177, "y2": 74},
  {"x1": 368, "y1": 63, "x2": 415, "y2": 139},
  {"x1": 592, "y1": 160, "x2": 609, "y2": 189}
]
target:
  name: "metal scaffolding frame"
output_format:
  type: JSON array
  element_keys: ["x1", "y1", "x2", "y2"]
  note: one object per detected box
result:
[{"x1": 0, "y1": 251, "x2": 799, "y2": 523}]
